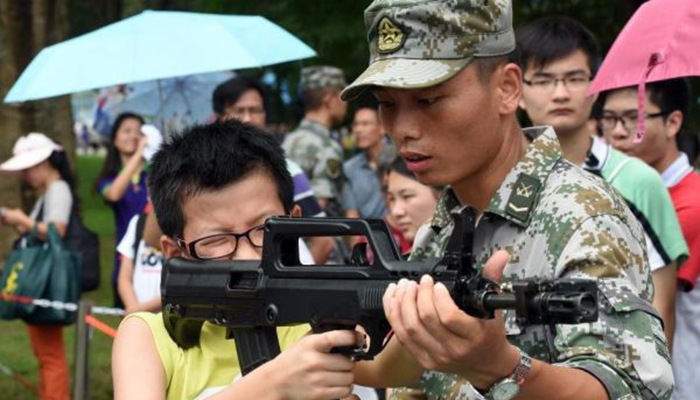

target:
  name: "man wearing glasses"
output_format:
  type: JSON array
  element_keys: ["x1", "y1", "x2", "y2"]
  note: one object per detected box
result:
[
  {"x1": 517, "y1": 17, "x2": 687, "y2": 346},
  {"x1": 212, "y1": 75, "x2": 335, "y2": 264},
  {"x1": 112, "y1": 121, "x2": 362, "y2": 400},
  {"x1": 599, "y1": 78, "x2": 700, "y2": 400}
]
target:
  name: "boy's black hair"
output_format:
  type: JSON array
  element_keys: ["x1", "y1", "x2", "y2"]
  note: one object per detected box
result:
[
  {"x1": 148, "y1": 120, "x2": 293, "y2": 238},
  {"x1": 212, "y1": 75, "x2": 267, "y2": 115},
  {"x1": 646, "y1": 78, "x2": 691, "y2": 118},
  {"x1": 516, "y1": 16, "x2": 600, "y2": 75}
]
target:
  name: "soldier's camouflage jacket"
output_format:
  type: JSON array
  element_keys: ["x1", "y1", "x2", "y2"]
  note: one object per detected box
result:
[
  {"x1": 282, "y1": 119, "x2": 344, "y2": 201},
  {"x1": 390, "y1": 126, "x2": 673, "y2": 400}
]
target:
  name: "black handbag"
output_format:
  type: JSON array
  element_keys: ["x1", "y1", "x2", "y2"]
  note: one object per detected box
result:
[{"x1": 64, "y1": 210, "x2": 101, "y2": 292}]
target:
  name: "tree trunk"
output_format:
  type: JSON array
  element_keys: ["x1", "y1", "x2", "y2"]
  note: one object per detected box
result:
[{"x1": 0, "y1": 0, "x2": 73, "y2": 259}]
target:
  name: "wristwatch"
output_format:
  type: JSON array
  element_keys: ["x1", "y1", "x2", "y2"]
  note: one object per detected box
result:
[{"x1": 479, "y1": 349, "x2": 532, "y2": 400}]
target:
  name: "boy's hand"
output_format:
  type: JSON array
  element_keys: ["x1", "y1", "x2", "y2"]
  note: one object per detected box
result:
[{"x1": 264, "y1": 329, "x2": 362, "y2": 400}]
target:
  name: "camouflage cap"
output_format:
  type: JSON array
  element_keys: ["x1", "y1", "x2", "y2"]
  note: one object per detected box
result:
[
  {"x1": 341, "y1": 0, "x2": 515, "y2": 101},
  {"x1": 299, "y1": 66, "x2": 348, "y2": 94}
]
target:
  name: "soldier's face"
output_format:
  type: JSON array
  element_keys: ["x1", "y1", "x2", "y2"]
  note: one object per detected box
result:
[
  {"x1": 519, "y1": 50, "x2": 596, "y2": 137},
  {"x1": 374, "y1": 63, "x2": 514, "y2": 188}
]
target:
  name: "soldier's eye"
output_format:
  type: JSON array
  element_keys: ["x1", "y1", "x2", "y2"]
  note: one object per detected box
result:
[
  {"x1": 377, "y1": 100, "x2": 394, "y2": 109},
  {"x1": 417, "y1": 97, "x2": 439, "y2": 106}
]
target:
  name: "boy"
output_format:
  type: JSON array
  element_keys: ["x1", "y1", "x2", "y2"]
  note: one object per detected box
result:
[{"x1": 112, "y1": 121, "x2": 360, "y2": 400}]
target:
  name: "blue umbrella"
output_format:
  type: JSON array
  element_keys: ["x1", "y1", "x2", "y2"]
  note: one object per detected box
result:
[{"x1": 4, "y1": 10, "x2": 316, "y2": 103}]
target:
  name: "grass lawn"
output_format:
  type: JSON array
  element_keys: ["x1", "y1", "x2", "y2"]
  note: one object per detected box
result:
[{"x1": 0, "y1": 155, "x2": 120, "y2": 399}]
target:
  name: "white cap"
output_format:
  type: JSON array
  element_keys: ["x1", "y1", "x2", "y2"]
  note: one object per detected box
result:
[{"x1": 0, "y1": 132, "x2": 63, "y2": 172}]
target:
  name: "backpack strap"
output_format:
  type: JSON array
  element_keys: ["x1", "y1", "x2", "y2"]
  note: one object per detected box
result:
[{"x1": 132, "y1": 213, "x2": 147, "y2": 260}]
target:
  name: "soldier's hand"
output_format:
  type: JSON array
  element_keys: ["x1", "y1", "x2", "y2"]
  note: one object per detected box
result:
[{"x1": 383, "y1": 250, "x2": 520, "y2": 389}]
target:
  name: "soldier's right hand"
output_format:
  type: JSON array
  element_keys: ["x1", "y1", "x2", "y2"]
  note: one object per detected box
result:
[{"x1": 264, "y1": 330, "x2": 362, "y2": 400}]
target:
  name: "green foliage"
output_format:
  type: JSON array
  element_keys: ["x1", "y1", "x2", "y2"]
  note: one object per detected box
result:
[{"x1": 514, "y1": 0, "x2": 634, "y2": 52}]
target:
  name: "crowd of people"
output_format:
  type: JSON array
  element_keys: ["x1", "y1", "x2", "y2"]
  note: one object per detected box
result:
[{"x1": 1, "y1": 0, "x2": 700, "y2": 399}]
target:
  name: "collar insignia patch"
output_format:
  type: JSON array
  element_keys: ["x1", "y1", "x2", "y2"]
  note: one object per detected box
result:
[{"x1": 506, "y1": 174, "x2": 541, "y2": 223}]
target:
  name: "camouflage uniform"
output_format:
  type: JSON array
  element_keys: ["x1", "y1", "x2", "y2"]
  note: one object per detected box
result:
[
  {"x1": 389, "y1": 127, "x2": 673, "y2": 400},
  {"x1": 283, "y1": 66, "x2": 347, "y2": 204},
  {"x1": 283, "y1": 119, "x2": 344, "y2": 202},
  {"x1": 340, "y1": 1, "x2": 674, "y2": 398}
]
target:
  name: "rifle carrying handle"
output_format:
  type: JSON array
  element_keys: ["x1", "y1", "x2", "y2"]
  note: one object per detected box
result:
[{"x1": 231, "y1": 327, "x2": 282, "y2": 376}]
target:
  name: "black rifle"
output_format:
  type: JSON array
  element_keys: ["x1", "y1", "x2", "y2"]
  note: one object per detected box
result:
[{"x1": 162, "y1": 206, "x2": 598, "y2": 375}]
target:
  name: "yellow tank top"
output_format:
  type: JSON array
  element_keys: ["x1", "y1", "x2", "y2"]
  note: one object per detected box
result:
[{"x1": 129, "y1": 312, "x2": 310, "y2": 400}]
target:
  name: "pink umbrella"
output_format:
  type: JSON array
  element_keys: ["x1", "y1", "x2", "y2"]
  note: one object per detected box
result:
[{"x1": 587, "y1": 0, "x2": 700, "y2": 142}]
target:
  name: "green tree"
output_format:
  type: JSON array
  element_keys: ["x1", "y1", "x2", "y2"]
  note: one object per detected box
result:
[{"x1": 0, "y1": 0, "x2": 73, "y2": 256}]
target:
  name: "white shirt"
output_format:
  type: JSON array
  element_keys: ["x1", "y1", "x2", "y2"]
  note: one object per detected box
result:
[{"x1": 117, "y1": 215, "x2": 163, "y2": 303}]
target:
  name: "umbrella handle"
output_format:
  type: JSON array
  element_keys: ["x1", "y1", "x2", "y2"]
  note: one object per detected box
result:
[{"x1": 634, "y1": 51, "x2": 665, "y2": 144}]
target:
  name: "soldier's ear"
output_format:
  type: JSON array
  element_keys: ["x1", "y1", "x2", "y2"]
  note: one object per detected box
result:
[
  {"x1": 497, "y1": 63, "x2": 522, "y2": 115},
  {"x1": 291, "y1": 205, "x2": 302, "y2": 218}
]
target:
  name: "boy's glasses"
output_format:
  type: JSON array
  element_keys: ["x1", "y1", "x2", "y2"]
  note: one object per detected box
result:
[
  {"x1": 178, "y1": 223, "x2": 266, "y2": 260},
  {"x1": 599, "y1": 111, "x2": 669, "y2": 132}
]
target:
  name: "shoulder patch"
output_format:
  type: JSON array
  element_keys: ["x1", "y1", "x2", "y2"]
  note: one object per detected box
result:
[{"x1": 325, "y1": 159, "x2": 342, "y2": 180}]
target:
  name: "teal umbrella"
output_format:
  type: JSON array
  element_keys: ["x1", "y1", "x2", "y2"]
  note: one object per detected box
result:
[{"x1": 4, "y1": 10, "x2": 316, "y2": 103}]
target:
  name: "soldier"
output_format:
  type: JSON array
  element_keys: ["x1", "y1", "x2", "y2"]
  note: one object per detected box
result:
[
  {"x1": 283, "y1": 66, "x2": 348, "y2": 215},
  {"x1": 347, "y1": 1, "x2": 673, "y2": 400}
]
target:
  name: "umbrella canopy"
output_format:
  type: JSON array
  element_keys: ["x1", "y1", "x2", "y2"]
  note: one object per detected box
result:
[
  {"x1": 101, "y1": 71, "x2": 234, "y2": 134},
  {"x1": 4, "y1": 10, "x2": 316, "y2": 103},
  {"x1": 587, "y1": 0, "x2": 700, "y2": 141}
]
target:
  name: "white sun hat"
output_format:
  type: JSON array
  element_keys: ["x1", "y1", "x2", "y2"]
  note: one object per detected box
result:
[{"x1": 0, "y1": 132, "x2": 63, "y2": 172}]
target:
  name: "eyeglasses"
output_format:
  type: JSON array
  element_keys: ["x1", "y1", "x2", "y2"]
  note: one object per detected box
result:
[
  {"x1": 599, "y1": 111, "x2": 669, "y2": 132},
  {"x1": 177, "y1": 223, "x2": 266, "y2": 260},
  {"x1": 228, "y1": 107, "x2": 265, "y2": 119},
  {"x1": 522, "y1": 74, "x2": 593, "y2": 92}
]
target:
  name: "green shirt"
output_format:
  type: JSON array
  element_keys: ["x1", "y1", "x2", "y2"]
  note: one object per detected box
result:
[
  {"x1": 391, "y1": 127, "x2": 672, "y2": 400},
  {"x1": 586, "y1": 136, "x2": 688, "y2": 271}
]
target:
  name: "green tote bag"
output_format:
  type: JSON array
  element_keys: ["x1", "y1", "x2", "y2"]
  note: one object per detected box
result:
[{"x1": 0, "y1": 224, "x2": 81, "y2": 325}]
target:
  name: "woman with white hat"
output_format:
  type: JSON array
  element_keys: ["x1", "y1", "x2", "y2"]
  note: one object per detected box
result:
[{"x1": 0, "y1": 132, "x2": 74, "y2": 400}]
